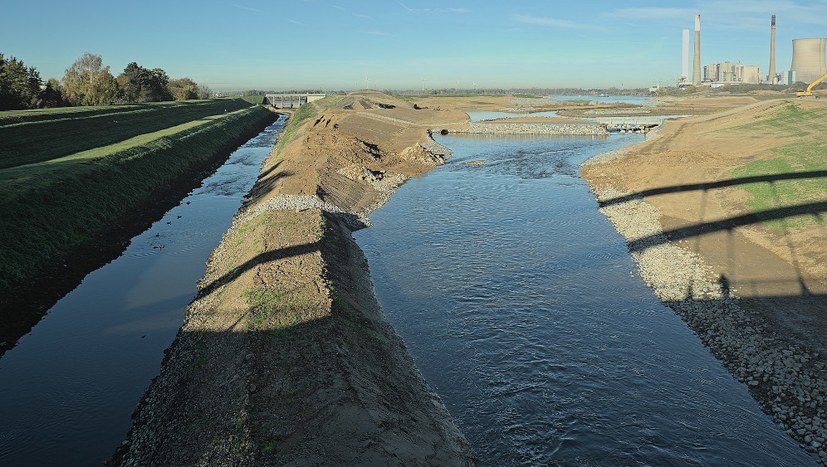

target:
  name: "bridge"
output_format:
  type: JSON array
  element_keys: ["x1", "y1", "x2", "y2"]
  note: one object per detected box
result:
[
  {"x1": 264, "y1": 93, "x2": 326, "y2": 108},
  {"x1": 593, "y1": 116, "x2": 685, "y2": 134}
]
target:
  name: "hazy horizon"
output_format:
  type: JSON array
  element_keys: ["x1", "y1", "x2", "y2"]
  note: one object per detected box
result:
[{"x1": 4, "y1": 0, "x2": 827, "y2": 91}]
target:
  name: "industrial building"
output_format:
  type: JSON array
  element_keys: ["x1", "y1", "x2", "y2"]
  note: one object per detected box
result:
[
  {"x1": 703, "y1": 62, "x2": 761, "y2": 84},
  {"x1": 790, "y1": 38, "x2": 827, "y2": 83},
  {"x1": 693, "y1": 15, "x2": 701, "y2": 85},
  {"x1": 768, "y1": 15, "x2": 778, "y2": 84},
  {"x1": 677, "y1": 13, "x2": 826, "y2": 87}
]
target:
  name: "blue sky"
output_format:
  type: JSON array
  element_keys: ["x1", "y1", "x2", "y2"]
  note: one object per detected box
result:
[{"x1": 3, "y1": 0, "x2": 827, "y2": 90}]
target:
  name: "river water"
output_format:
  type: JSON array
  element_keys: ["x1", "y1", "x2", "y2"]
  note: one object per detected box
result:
[
  {"x1": 0, "y1": 116, "x2": 285, "y2": 466},
  {"x1": 354, "y1": 134, "x2": 815, "y2": 466}
]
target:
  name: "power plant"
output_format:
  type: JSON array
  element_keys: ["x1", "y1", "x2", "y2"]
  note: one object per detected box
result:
[
  {"x1": 768, "y1": 15, "x2": 777, "y2": 84},
  {"x1": 677, "y1": 12, "x2": 827, "y2": 87},
  {"x1": 791, "y1": 38, "x2": 827, "y2": 83},
  {"x1": 693, "y1": 15, "x2": 701, "y2": 85}
]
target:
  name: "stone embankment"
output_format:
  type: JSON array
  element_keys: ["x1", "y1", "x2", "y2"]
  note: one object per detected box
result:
[
  {"x1": 447, "y1": 122, "x2": 607, "y2": 136},
  {"x1": 112, "y1": 94, "x2": 476, "y2": 466},
  {"x1": 589, "y1": 184, "x2": 827, "y2": 464}
]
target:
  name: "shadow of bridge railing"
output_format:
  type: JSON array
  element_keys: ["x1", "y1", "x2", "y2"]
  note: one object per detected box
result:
[
  {"x1": 627, "y1": 200, "x2": 827, "y2": 253},
  {"x1": 599, "y1": 170, "x2": 827, "y2": 208}
]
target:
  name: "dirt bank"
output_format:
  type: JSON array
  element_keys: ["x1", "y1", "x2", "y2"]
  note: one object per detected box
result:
[
  {"x1": 582, "y1": 97, "x2": 827, "y2": 462},
  {"x1": 113, "y1": 93, "x2": 475, "y2": 465}
]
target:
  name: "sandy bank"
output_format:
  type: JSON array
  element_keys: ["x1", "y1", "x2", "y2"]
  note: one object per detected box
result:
[
  {"x1": 113, "y1": 94, "x2": 474, "y2": 465},
  {"x1": 582, "y1": 99, "x2": 827, "y2": 463}
]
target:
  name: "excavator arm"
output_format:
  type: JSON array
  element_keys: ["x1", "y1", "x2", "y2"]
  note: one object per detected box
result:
[{"x1": 796, "y1": 70, "x2": 827, "y2": 97}]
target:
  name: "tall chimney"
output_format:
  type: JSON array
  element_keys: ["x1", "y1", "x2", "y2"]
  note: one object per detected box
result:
[
  {"x1": 693, "y1": 15, "x2": 701, "y2": 84},
  {"x1": 682, "y1": 28, "x2": 690, "y2": 82},
  {"x1": 768, "y1": 15, "x2": 777, "y2": 83}
]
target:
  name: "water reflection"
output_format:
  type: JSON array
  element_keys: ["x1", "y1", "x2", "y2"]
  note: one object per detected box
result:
[
  {"x1": 354, "y1": 134, "x2": 815, "y2": 466},
  {"x1": 0, "y1": 117, "x2": 285, "y2": 466}
]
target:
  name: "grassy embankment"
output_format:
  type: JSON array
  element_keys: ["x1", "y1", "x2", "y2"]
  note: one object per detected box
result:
[
  {"x1": 0, "y1": 99, "x2": 276, "y2": 336},
  {"x1": 730, "y1": 103, "x2": 827, "y2": 229}
]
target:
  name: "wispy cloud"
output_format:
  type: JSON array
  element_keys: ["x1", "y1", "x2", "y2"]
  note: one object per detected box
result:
[
  {"x1": 399, "y1": 3, "x2": 470, "y2": 14},
  {"x1": 608, "y1": 1, "x2": 827, "y2": 30},
  {"x1": 512, "y1": 14, "x2": 593, "y2": 30},
  {"x1": 611, "y1": 7, "x2": 695, "y2": 21},
  {"x1": 229, "y1": 3, "x2": 264, "y2": 13},
  {"x1": 359, "y1": 30, "x2": 391, "y2": 37},
  {"x1": 354, "y1": 13, "x2": 372, "y2": 19},
  {"x1": 289, "y1": 19, "x2": 306, "y2": 26}
]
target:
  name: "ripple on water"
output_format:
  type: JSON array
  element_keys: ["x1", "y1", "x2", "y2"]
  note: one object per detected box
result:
[{"x1": 355, "y1": 134, "x2": 816, "y2": 466}]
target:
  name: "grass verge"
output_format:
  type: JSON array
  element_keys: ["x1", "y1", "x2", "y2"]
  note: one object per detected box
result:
[
  {"x1": 0, "y1": 106, "x2": 277, "y2": 333},
  {"x1": 731, "y1": 103, "x2": 827, "y2": 229},
  {"x1": 0, "y1": 98, "x2": 253, "y2": 168}
]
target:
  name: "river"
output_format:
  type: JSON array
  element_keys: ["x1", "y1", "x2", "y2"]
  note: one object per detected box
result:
[
  {"x1": 354, "y1": 134, "x2": 816, "y2": 465},
  {"x1": 0, "y1": 116, "x2": 285, "y2": 466}
]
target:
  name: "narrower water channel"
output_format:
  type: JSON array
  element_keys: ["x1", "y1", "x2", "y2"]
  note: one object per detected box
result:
[
  {"x1": 0, "y1": 116, "x2": 285, "y2": 466},
  {"x1": 354, "y1": 134, "x2": 815, "y2": 465}
]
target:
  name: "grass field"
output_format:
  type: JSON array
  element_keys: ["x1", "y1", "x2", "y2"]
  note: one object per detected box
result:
[
  {"x1": 0, "y1": 99, "x2": 276, "y2": 319},
  {"x1": 731, "y1": 102, "x2": 827, "y2": 228},
  {"x1": 0, "y1": 99, "x2": 253, "y2": 169}
]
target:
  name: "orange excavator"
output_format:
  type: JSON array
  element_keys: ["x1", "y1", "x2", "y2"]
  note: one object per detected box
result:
[{"x1": 796, "y1": 70, "x2": 827, "y2": 97}]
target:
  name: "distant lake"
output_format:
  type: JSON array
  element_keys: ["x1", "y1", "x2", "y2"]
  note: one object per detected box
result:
[
  {"x1": 467, "y1": 110, "x2": 559, "y2": 122},
  {"x1": 549, "y1": 95, "x2": 656, "y2": 107}
]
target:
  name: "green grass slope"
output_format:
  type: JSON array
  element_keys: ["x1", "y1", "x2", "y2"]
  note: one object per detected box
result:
[
  {"x1": 0, "y1": 98, "x2": 253, "y2": 169},
  {"x1": 731, "y1": 103, "x2": 827, "y2": 229},
  {"x1": 0, "y1": 106, "x2": 277, "y2": 322}
]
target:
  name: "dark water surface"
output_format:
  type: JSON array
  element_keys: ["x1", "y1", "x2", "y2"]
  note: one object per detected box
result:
[
  {"x1": 0, "y1": 116, "x2": 284, "y2": 466},
  {"x1": 354, "y1": 134, "x2": 815, "y2": 466}
]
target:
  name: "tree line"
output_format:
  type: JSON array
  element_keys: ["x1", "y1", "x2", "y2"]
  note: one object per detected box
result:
[{"x1": 0, "y1": 52, "x2": 211, "y2": 110}]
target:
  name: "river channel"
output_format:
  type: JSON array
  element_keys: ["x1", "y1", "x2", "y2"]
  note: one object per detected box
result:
[
  {"x1": 0, "y1": 116, "x2": 285, "y2": 466},
  {"x1": 354, "y1": 134, "x2": 815, "y2": 465}
]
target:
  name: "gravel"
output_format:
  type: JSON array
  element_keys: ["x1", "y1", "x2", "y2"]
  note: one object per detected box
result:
[
  {"x1": 448, "y1": 122, "x2": 607, "y2": 136},
  {"x1": 590, "y1": 184, "x2": 827, "y2": 464},
  {"x1": 234, "y1": 139, "x2": 453, "y2": 233}
]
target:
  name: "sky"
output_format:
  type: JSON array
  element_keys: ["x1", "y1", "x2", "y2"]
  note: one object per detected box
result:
[{"x1": 3, "y1": 0, "x2": 827, "y2": 91}]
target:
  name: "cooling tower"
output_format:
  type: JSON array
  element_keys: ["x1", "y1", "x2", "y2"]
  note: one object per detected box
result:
[
  {"x1": 682, "y1": 28, "x2": 690, "y2": 82},
  {"x1": 693, "y1": 15, "x2": 701, "y2": 85},
  {"x1": 768, "y1": 15, "x2": 776, "y2": 83},
  {"x1": 791, "y1": 38, "x2": 827, "y2": 83}
]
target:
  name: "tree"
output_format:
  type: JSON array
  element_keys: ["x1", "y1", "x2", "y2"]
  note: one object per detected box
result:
[
  {"x1": 115, "y1": 62, "x2": 172, "y2": 103},
  {"x1": 37, "y1": 78, "x2": 64, "y2": 108},
  {"x1": 198, "y1": 85, "x2": 213, "y2": 100},
  {"x1": 0, "y1": 53, "x2": 43, "y2": 110},
  {"x1": 62, "y1": 52, "x2": 118, "y2": 106},
  {"x1": 116, "y1": 62, "x2": 143, "y2": 103},
  {"x1": 168, "y1": 77, "x2": 200, "y2": 101}
]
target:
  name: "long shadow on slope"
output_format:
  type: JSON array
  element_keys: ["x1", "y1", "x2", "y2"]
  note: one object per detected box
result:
[
  {"x1": 0, "y1": 117, "x2": 279, "y2": 358},
  {"x1": 627, "y1": 200, "x2": 827, "y2": 253},
  {"x1": 198, "y1": 241, "x2": 320, "y2": 299},
  {"x1": 598, "y1": 170, "x2": 827, "y2": 208}
]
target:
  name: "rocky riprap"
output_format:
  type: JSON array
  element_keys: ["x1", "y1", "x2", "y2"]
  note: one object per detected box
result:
[
  {"x1": 591, "y1": 185, "x2": 827, "y2": 464},
  {"x1": 448, "y1": 122, "x2": 607, "y2": 136}
]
